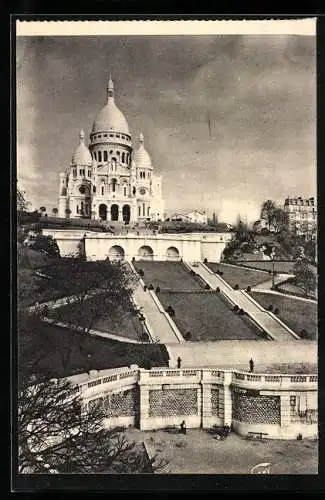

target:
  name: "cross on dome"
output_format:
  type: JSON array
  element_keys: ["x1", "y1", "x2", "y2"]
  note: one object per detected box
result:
[
  {"x1": 107, "y1": 75, "x2": 114, "y2": 101},
  {"x1": 139, "y1": 132, "x2": 144, "y2": 144},
  {"x1": 79, "y1": 130, "x2": 85, "y2": 142}
]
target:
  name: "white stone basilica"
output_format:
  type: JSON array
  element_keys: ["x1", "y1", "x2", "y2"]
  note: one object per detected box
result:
[{"x1": 58, "y1": 77, "x2": 164, "y2": 224}]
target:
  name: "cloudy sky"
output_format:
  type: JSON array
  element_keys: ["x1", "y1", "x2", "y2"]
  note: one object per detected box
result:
[{"x1": 16, "y1": 33, "x2": 316, "y2": 224}]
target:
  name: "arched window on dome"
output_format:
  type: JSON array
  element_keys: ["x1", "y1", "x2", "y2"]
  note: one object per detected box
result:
[
  {"x1": 93, "y1": 151, "x2": 97, "y2": 160},
  {"x1": 88, "y1": 170, "x2": 91, "y2": 177},
  {"x1": 103, "y1": 151, "x2": 108, "y2": 162},
  {"x1": 111, "y1": 158, "x2": 116, "y2": 171},
  {"x1": 109, "y1": 150, "x2": 113, "y2": 155},
  {"x1": 126, "y1": 153, "x2": 129, "y2": 164},
  {"x1": 93, "y1": 186, "x2": 96, "y2": 193},
  {"x1": 111, "y1": 179, "x2": 117, "y2": 193},
  {"x1": 123, "y1": 185, "x2": 127, "y2": 197},
  {"x1": 98, "y1": 151, "x2": 102, "y2": 162},
  {"x1": 117, "y1": 151, "x2": 120, "y2": 157},
  {"x1": 122, "y1": 152, "x2": 125, "y2": 163},
  {"x1": 143, "y1": 172, "x2": 146, "y2": 179},
  {"x1": 73, "y1": 169, "x2": 77, "y2": 178},
  {"x1": 101, "y1": 185, "x2": 104, "y2": 196}
]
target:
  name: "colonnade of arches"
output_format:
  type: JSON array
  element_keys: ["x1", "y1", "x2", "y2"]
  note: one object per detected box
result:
[
  {"x1": 107, "y1": 244, "x2": 180, "y2": 261},
  {"x1": 98, "y1": 204, "x2": 131, "y2": 223}
]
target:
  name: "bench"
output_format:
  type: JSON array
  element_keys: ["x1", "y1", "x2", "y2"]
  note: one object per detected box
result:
[{"x1": 248, "y1": 432, "x2": 269, "y2": 440}]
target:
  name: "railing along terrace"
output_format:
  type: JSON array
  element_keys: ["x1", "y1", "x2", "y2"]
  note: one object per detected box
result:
[
  {"x1": 232, "y1": 371, "x2": 317, "y2": 387},
  {"x1": 70, "y1": 367, "x2": 317, "y2": 394},
  {"x1": 76, "y1": 369, "x2": 139, "y2": 393}
]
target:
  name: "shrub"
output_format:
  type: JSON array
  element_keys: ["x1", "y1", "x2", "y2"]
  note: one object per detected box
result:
[
  {"x1": 148, "y1": 284, "x2": 154, "y2": 291},
  {"x1": 219, "y1": 271, "x2": 223, "y2": 276},
  {"x1": 185, "y1": 331, "x2": 192, "y2": 340},
  {"x1": 216, "y1": 287, "x2": 220, "y2": 293},
  {"x1": 239, "y1": 308, "x2": 245, "y2": 315},
  {"x1": 132, "y1": 257, "x2": 135, "y2": 262},
  {"x1": 204, "y1": 258, "x2": 208, "y2": 264},
  {"x1": 246, "y1": 286, "x2": 251, "y2": 292},
  {"x1": 138, "y1": 269, "x2": 144, "y2": 277},
  {"x1": 190, "y1": 270, "x2": 195, "y2": 276},
  {"x1": 205, "y1": 284, "x2": 211, "y2": 290},
  {"x1": 268, "y1": 304, "x2": 274, "y2": 312},
  {"x1": 233, "y1": 305, "x2": 239, "y2": 312},
  {"x1": 156, "y1": 286, "x2": 160, "y2": 293},
  {"x1": 143, "y1": 285, "x2": 147, "y2": 291},
  {"x1": 234, "y1": 284, "x2": 239, "y2": 290},
  {"x1": 300, "y1": 329, "x2": 310, "y2": 339},
  {"x1": 274, "y1": 308, "x2": 279, "y2": 315}
]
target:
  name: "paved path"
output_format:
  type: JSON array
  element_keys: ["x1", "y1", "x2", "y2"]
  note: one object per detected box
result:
[
  {"x1": 166, "y1": 340, "x2": 317, "y2": 369},
  {"x1": 187, "y1": 262, "x2": 297, "y2": 342},
  {"x1": 132, "y1": 283, "x2": 183, "y2": 344}
]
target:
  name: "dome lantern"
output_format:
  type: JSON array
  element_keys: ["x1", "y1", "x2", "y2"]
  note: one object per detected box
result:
[
  {"x1": 134, "y1": 132, "x2": 153, "y2": 170},
  {"x1": 91, "y1": 76, "x2": 130, "y2": 136},
  {"x1": 71, "y1": 130, "x2": 92, "y2": 166}
]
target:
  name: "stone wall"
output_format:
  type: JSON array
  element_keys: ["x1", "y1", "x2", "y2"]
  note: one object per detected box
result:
[{"x1": 68, "y1": 366, "x2": 318, "y2": 440}]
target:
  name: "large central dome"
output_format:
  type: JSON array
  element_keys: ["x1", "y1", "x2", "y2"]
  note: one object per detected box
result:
[{"x1": 91, "y1": 77, "x2": 130, "y2": 135}]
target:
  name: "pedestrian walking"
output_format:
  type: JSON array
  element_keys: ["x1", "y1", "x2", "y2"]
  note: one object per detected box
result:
[
  {"x1": 249, "y1": 358, "x2": 254, "y2": 373},
  {"x1": 177, "y1": 356, "x2": 182, "y2": 369},
  {"x1": 180, "y1": 420, "x2": 186, "y2": 435}
]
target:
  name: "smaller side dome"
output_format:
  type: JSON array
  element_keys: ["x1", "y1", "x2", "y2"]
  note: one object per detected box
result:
[
  {"x1": 134, "y1": 133, "x2": 152, "y2": 169},
  {"x1": 71, "y1": 130, "x2": 92, "y2": 166}
]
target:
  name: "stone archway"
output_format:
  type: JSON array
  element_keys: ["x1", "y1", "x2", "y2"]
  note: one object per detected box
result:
[
  {"x1": 111, "y1": 204, "x2": 119, "y2": 221},
  {"x1": 108, "y1": 245, "x2": 125, "y2": 261},
  {"x1": 122, "y1": 204, "x2": 131, "y2": 224},
  {"x1": 166, "y1": 246, "x2": 180, "y2": 261},
  {"x1": 99, "y1": 204, "x2": 107, "y2": 221},
  {"x1": 138, "y1": 245, "x2": 154, "y2": 261}
]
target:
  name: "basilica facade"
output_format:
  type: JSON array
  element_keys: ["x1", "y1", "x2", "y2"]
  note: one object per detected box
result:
[{"x1": 58, "y1": 77, "x2": 164, "y2": 224}]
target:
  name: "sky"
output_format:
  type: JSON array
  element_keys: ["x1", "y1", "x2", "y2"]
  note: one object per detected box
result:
[{"x1": 16, "y1": 34, "x2": 316, "y2": 224}]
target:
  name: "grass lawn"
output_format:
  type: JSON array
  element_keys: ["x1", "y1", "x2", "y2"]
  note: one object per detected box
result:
[
  {"x1": 234, "y1": 260, "x2": 295, "y2": 273},
  {"x1": 250, "y1": 292, "x2": 317, "y2": 340},
  {"x1": 158, "y1": 291, "x2": 261, "y2": 341},
  {"x1": 50, "y1": 296, "x2": 144, "y2": 341},
  {"x1": 134, "y1": 262, "x2": 203, "y2": 290},
  {"x1": 207, "y1": 263, "x2": 270, "y2": 289},
  {"x1": 19, "y1": 321, "x2": 169, "y2": 381},
  {"x1": 125, "y1": 428, "x2": 318, "y2": 474}
]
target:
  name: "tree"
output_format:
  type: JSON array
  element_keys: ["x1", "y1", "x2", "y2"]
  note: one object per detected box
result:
[
  {"x1": 293, "y1": 260, "x2": 317, "y2": 295},
  {"x1": 52, "y1": 208, "x2": 58, "y2": 216},
  {"x1": 260, "y1": 200, "x2": 276, "y2": 231},
  {"x1": 46, "y1": 259, "x2": 138, "y2": 364},
  {"x1": 272, "y1": 207, "x2": 288, "y2": 234},
  {"x1": 17, "y1": 185, "x2": 30, "y2": 212},
  {"x1": 39, "y1": 207, "x2": 47, "y2": 215},
  {"x1": 18, "y1": 377, "x2": 167, "y2": 473}
]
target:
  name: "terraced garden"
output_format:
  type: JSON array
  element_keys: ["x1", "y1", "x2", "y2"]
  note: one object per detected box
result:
[
  {"x1": 49, "y1": 296, "x2": 145, "y2": 341},
  {"x1": 134, "y1": 261, "x2": 263, "y2": 341},
  {"x1": 250, "y1": 291, "x2": 317, "y2": 340},
  {"x1": 134, "y1": 261, "x2": 203, "y2": 290},
  {"x1": 158, "y1": 291, "x2": 262, "y2": 341},
  {"x1": 207, "y1": 262, "x2": 271, "y2": 289}
]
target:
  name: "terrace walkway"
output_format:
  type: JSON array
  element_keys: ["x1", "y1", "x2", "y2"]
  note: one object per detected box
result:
[
  {"x1": 166, "y1": 340, "x2": 317, "y2": 370},
  {"x1": 130, "y1": 263, "x2": 184, "y2": 344},
  {"x1": 186, "y1": 262, "x2": 298, "y2": 342}
]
